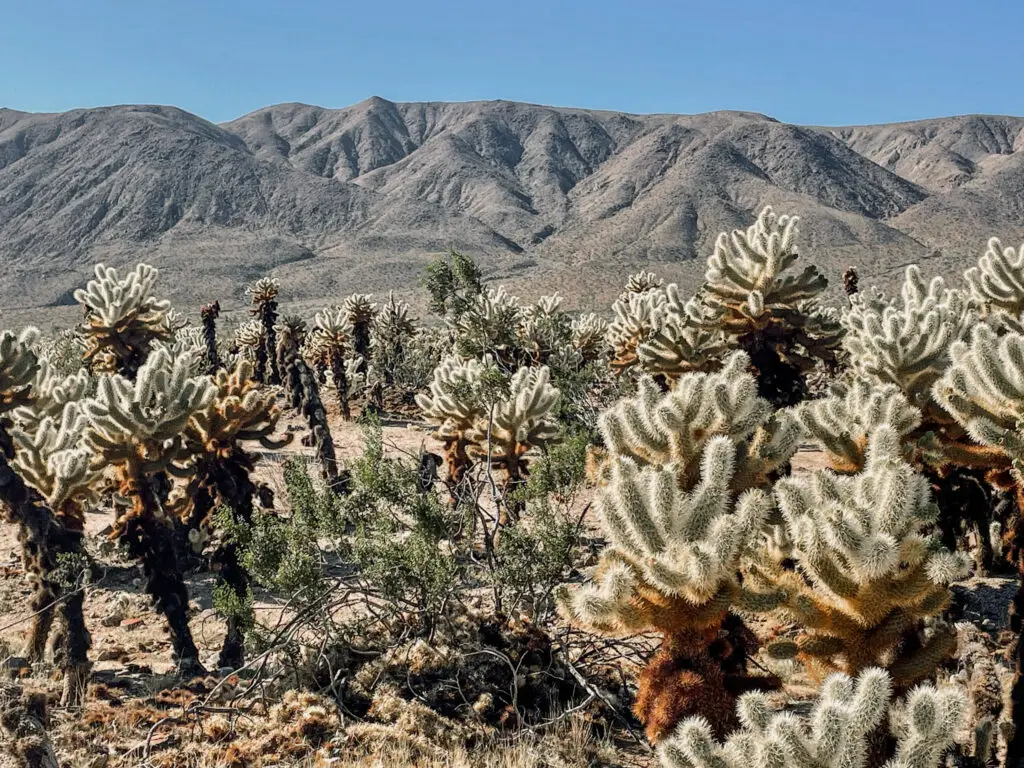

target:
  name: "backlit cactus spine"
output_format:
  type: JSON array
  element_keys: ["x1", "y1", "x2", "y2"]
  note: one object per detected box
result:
[
  {"x1": 308, "y1": 307, "x2": 355, "y2": 420},
  {"x1": 415, "y1": 356, "x2": 489, "y2": 490},
  {"x1": 701, "y1": 207, "x2": 842, "y2": 406},
  {"x1": 74, "y1": 263, "x2": 173, "y2": 378},
  {"x1": 747, "y1": 427, "x2": 970, "y2": 689},
  {"x1": 932, "y1": 324, "x2": 1024, "y2": 766}
]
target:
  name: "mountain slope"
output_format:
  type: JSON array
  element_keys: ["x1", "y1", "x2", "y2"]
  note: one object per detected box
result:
[{"x1": 1, "y1": 98, "x2": 1022, "y2": 326}]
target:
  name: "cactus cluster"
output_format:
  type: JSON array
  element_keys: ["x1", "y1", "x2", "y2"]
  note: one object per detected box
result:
[
  {"x1": 659, "y1": 667, "x2": 965, "y2": 768},
  {"x1": 416, "y1": 356, "x2": 560, "y2": 503},
  {"x1": 750, "y1": 427, "x2": 970, "y2": 686}
]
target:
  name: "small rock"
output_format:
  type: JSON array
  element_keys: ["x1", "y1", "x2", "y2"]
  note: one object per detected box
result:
[{"x1": 101, "y1": 614, "x2": 123, "y2": 628}]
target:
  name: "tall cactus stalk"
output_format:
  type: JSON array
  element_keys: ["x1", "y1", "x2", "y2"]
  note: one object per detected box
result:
[
  {"x1": 276, "y1": 318, "x2": 341, "y2": 488},
  {"x1": 0, "y1": 330, "x2": 95, "y2": 705},
  {"x1": 308, "y1": 307, "x2": 354, "y2": 420},
  {"x1": 82, "y1": 348, "x2": 215, "y2": 676},
  {"x1": 200, "y1": 300, "x2": 222, "y2": 375},
  {"x1": 179, "y1": 360, "x2": 292, "y2": 669},
  {"x1": 246, "y1": 278, "x2": 281, "y2": 385}
]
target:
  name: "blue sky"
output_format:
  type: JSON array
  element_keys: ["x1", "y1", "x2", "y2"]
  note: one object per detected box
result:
[{"x1": 1, "y1": 0, "x2": 1021, "y2": 125}]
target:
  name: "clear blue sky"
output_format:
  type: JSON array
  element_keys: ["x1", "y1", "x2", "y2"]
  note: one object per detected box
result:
[{"x1": 1, "y1": 0, "x2": 1021, "y2": 126}]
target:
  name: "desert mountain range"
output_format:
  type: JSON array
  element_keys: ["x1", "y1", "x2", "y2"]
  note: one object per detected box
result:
[{"x1": 1, "y1": 97, "x2": 1022, "y2": 326}]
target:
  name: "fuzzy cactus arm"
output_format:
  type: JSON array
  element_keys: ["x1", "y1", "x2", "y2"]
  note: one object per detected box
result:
[
  {"x1": 73, "y1": 264, "x2": 173, "y2": 374},
  {"x1": 82, "y1": 348, "x2": 216, "y2": 468},
  {"x1": 964, "y1": 237, "x2": 1024, "y2": 320},
  {"x1": 764, "y1": 426, "x2": 969, "y2": 679},
  {"x1": 933, "y1": 324, "x2": 1024, "y2": 460},
  {"x1": 10, "y1": 402, "x2": 102, "y2": 510},
  {"x1": 0, "y1": 329, "x2": 41, "y2": 413},
  {"x1": 884, "y1": 685, "x2": 967, "y2": 768},
  {"x1": 704, "y1": 208, "x2": 827, "y2": 315},
  {"x1": 656, "y1": 668, "x2": 954, "y2": 768},
  {"x1": 798, "y1": 381, "x2": 921, "y2": 472},
  {"x1": 842, "y1": 267, "x2": 977, "y2": 409}
]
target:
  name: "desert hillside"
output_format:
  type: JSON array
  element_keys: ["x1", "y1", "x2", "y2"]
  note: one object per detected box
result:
[{"x1": 1, "y1": 99, "x2": 1022, "y2": 325}]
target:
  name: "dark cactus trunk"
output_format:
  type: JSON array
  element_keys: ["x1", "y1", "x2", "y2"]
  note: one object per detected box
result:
[
  {"x1": 1005, "y1": 502, "x2": 1024, "y2": 768},
  {"x1": 118, "y1": 474, "x2": 204, "y2": 677},
  {"x1": 0, "y1": 423, "x2": 92, "y2": 706},
  {"x1": 209, "y1": 456, "x2": 259, "y2": 670},
  {"x1": 328, "y1": 349, "x2": 350, "y2": 420},
  {"x1": 260, "y1": 300, "x2": 281, "y2": 386},
  {"x1": 353, "y1": 321, "x2": 371, "y2": 374},
  {"x1": 200, "y1": 301, "x2": 222, "y2": 375}
]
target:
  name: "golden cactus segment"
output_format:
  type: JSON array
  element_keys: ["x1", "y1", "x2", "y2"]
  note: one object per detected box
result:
[
  {"x1": 598, "y1": 351, "x2": 800, "y2": 485},
  {"x1": 184, "y1": 360, "x2": 292, "y2": 457},
  {"x1": 10, "y1": 402, "x2": 101, "y2": 516}
]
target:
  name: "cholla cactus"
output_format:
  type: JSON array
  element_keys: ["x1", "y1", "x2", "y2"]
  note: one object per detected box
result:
[
  {"x1": 11, "y1": 403, "x2": 101, "y2": 519},
  {"x1": 751, "y1": 427, "x2": 970, "y2": 687},
  {"x1": 933, "y1": 324, "x2": 1024, "y2": 761},
  {"x1": 452, "y1": 286, "x2": 525, "y2": 367},
  {"x1": 371, "y1": 292, "x2": 417, "y2": 388},
  {"x1": 607, "y1": 289, "x2": 668, "y2": 374},
  {"x1": 798, "y1": 380, "x2": 922, "y2": 473},
  {"x1": 276, "y1": 316, "x2": 340, "y2": 487},
  {"x1": 844, "y1": 266, "x2": 860, "y2": 297},
  {"x1": 964, "y1": 237, "x2": 1024, "y2": 331},
  {"x1": 637, "y1": 286, "x2": 729, "y2": 381},
  {"x1": 622, "y1": 270, "x2": 665, "y2": 298},
  {"x1": 0, "y1": 328, "x2": 94, "y2": 704},
  {"x1": 415, "y1": 356, "x2": 489, "y2": 487},
  {"x1": 233, "y1": 320, "x2": 263, "y2": 363},
  {"x1": 246, "y1": 276, "x2": 281, "y2": 384},
  {"x1": 73, "y1": 263, "x2": 173, "y2": 378},
  {"x1": 701, "y1": 207, "x2": 842, "y2": 405},
  {"x1": 82, "y1": 347, "x2": 215, "y2": 674},
  {"x1": 570, "y1": 313, "x2": 609, "y2": 362},
  {"x1": 934, "y1": 325, "x2": 1024, "y2": 466},
  {"x1": 465, "y1": 365, "x2": 560, "y2": 493},
  {"x1": 518, "y1": 294, "x2": 573, "y2": 364},
  {"x1": 343, "y1": 293, "x2": 377, "y2": 367},
  {"x1": 560, "y1": 352, "x2": 798, "y2": 740},
  {"x1": 598, "y1": 351, "x2": 801, "y2": 484},
  {"x1": 308, "y1": 306, "x2": 354, "y2": 419},
  {"x1": 178, "y1": 359, "x2": 292, "y2": 668},
  {"x1": 843, "y1": 266, "x2": 976, "y2": 414},
  {"x1": 658, "y1": 667, "x2": 966, "y2": 768},
  {"x1": 840, "y1": 266, "x2": 1005, "y2": 574}
]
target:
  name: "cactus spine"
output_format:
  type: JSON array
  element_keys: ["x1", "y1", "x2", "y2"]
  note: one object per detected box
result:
[{"x1": 749, "y1": 427, "x2": 969, "y2": 688}]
